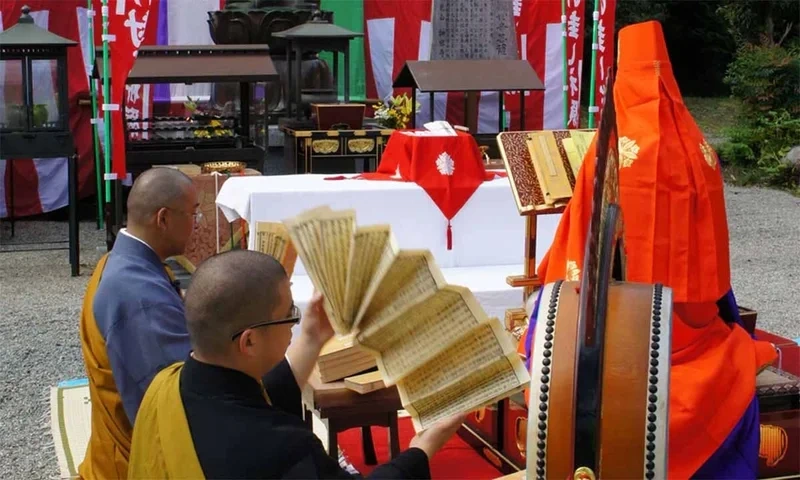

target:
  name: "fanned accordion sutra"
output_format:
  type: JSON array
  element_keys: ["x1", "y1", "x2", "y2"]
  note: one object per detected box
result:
[{"x1": 283, "y1": 206, "x2": 530, "y2": 430}]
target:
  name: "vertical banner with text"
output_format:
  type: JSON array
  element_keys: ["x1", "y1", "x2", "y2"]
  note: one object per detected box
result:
[
  {"x1": 108, "y1": 0, "x2": 156, "y2": 179},
  {"x1": 565, "y1": 0, "x2": 586, "y2": 129},
  {"x1": 592, "y1": 0, "x2": 616, "y2": 125}
]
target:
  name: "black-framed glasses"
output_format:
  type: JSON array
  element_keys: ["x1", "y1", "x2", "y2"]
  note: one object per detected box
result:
[{"x1": 230, "y1": 304, "x2": 301, "y2": 341}]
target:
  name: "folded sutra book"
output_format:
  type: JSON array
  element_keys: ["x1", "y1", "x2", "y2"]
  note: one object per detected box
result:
[{"x1": 282, "y1": 206, "x2": 530, "y2": 430}]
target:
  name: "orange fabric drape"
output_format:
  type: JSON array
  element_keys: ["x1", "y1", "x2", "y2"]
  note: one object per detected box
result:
[{"x1": 519, "y1": 20, "x2": 776, "y2": 478}]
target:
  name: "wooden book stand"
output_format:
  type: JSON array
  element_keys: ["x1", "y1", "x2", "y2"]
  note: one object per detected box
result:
[{"x1": 497, "y1": 129, "x2": 596, "y2": 302}]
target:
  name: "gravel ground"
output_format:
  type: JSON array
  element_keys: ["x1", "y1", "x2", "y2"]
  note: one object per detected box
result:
[{"x1": 1, "y1": 185, "x2": 798, "y2": 479}]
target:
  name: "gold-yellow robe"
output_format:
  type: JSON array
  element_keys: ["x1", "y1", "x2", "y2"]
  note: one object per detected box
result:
[
  {"x1": 78, "y1": 254, "x2": 181, "y2": 479},
  {"x1": 78, "y1": 253, "x2": 133, "y2": 480},
  {"x1": 127, "y1": 362, "x2": 205, "y2": 479}
]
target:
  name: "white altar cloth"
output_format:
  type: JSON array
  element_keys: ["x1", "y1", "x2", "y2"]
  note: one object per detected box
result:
[{"x1": 215, "y1": 174, "x2": 561, "y2": 277}]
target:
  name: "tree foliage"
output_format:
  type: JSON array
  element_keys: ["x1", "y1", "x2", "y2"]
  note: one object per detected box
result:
[
  {"x1": 718, "y1": 0, "x2": 799, "y2": 47},
  {"x1": 724, "y1": 42, "x2": 800, "y2": 118},
  {"x1": 601, "y1": 0, "x2": 735, "y2": 97}
]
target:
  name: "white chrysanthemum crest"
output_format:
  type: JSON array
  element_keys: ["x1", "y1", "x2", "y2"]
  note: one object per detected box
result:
[{"x1": 436, "y1": 151, "x2": 455, "y2": 176}]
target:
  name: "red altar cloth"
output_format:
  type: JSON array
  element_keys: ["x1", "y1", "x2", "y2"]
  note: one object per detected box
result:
[{"x1": 355, "y1": 130, "x2": 505, "y2": 249}]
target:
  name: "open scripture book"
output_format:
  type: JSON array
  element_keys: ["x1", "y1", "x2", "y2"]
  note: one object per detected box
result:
[
  {"x1": 283, "y1": 206, "x2": 530, "y2": 430},
  {"x1": 253, "y1": 221, "x2": 299, "y2": 277}
]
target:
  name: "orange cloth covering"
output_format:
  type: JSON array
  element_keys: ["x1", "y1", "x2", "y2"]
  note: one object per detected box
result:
[
  {"x1": 78, "y1": 253, "x2": 132, "y2": 479},
  {"x1": 78, "y1": 254, "x2": 181, "y2": 479},
  {"x1": 518, "y1": 20, "x2": 776, "y2": 479}
]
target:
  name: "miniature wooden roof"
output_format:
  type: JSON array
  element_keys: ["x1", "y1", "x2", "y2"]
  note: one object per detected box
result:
[
  {"x1": 392, "y1": 60, "x2": 544, "y2": 92},
  {"x1": 124, "y1": 45, "x2": 279, "y2": 84},
  {"x1": 272, "y1": 11, "x2": 362, "y2": 40}
]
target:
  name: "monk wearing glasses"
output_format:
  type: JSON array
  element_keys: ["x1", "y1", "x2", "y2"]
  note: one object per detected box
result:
[{"x1": 127, "y1": 250, "x2": 466, "y2": 479}]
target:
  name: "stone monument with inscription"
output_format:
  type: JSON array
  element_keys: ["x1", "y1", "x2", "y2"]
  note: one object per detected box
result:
[{"x1": 429, "y1": 0, "x2": 516, "y2": 60}]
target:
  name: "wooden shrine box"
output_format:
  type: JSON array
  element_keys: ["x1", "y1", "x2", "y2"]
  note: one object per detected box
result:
[
  {"x1": 459, "y1": 401, "x2": 504, "y2": 462},
  {"x1": 282, "y1": 125, "x2": 393, "y2": 174},
  {"x1": 312, "y1": 103, "x2": 365, "y2": 130},
  {"x1": 502, "y1": 391, "x2": 528, "y2": 468},
  {"x1": 96, "y1": 45, "x2": 279, "y2": 250}
]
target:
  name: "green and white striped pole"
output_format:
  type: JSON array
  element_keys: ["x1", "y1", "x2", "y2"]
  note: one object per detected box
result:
[
  {"x1": 587, "y1": 0, "x2": 600, "y2": 128},
  {"x1": 101, "y1": 0, "x2": 111, "y2": 204},
  {"x1": 88, "y1": 0, "x2": 103, "y2": 228}
]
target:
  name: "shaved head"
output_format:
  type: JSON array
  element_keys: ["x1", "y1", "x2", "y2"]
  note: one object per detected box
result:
[
  {"x1": 127, "y1": 168, "x2": 194, "y2": 224},
  {"x1": 185, "y1": 250, "x2": 289, "y2": 356}
]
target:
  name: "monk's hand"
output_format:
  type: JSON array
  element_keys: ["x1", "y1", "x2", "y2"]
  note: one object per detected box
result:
[
  {"x1": 286, "y1": 291, "x2": 335, "y2": 389},
  {"x1": 299, "y1": 291, "x2": 334, "y2": 351},
  {"x1": 408, "y1": 411, "x2": 468, "y2": 459}
]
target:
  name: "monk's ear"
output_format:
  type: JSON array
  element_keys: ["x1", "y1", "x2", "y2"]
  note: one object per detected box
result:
[
  {"x1": 237, "y1": 329, "x2": 255, "y2": 354},
  {"x1": 155, "y1": 207, "x2": 169, "y2": 229}
]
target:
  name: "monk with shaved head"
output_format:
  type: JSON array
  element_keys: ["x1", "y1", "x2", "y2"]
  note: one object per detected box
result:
[
  {"x1": 78, "y1": 167, "x2": 199, "y2": 480},
  {"x1": 128, "y1": 250, "x2": 466, "y2": 479}
]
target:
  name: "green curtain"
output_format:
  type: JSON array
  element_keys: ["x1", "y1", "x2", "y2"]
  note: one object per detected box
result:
[{"x1": 320, "y1": 0, "x2": 366, "y2": 101}]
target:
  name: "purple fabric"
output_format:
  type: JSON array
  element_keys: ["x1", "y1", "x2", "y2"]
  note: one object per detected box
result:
[
  {"x1": 523, "y1": 288, "x2": 544, "y2": 372},
  {"x1": 153, "y1": 0, "x2": 170, "y2": 103},
  {"x1": 717, "y1": 288, "x2": 751, "y2": 335},
  {"x1": 691, "y1": 396, "x2": 760, "y2": 479}
]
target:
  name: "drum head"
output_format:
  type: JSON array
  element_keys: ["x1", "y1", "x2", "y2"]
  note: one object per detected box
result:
[{"x1": 526, "y1": 280, "x2": 673, "y2": 479}]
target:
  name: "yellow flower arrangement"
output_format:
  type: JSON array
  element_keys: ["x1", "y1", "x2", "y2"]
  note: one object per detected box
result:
[
  {"x1": 193, "y1": 119, "x2": 233, "y2": 139},
  {"x1": 373, "y1": 93, "x2": 421, "y2": 129}
]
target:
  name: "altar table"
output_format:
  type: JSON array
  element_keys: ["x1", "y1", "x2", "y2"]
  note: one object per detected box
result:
[{"x1": 215, "y1": 174, "x2": 562, "y2": 277}]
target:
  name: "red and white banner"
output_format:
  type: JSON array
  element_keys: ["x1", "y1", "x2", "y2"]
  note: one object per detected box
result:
[
  {"x1": 363, "y1": 0, "x2": 500, "y2": 133},
  {"x1": 107, "y1": 0, "x2": 157, "y2": 179},
  {"x1": 505, "y1": 0, "x2": 566, "y2": 130},
  {"x1": 566, "y1": 0, "x2": 586, "y2": 128},
  {"x1": 591, "y1": 0, "x2": 616, "y2": 125}
]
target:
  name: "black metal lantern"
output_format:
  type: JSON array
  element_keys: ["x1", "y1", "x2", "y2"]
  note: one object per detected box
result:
[
  {"x1": 0, "y1": 5, "x2": 81, "y2": 276},
  {"x1": 272, "y1": 10, "x2": 362, "y2": 120},
  {"x1": 0, "y1": 5, "x2": 76, "y2": 151}
]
